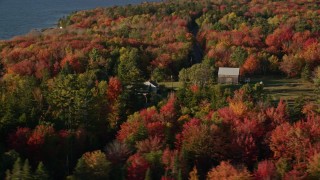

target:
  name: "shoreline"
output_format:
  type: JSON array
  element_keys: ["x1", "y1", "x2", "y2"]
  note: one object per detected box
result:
[{"x1": 0, "y1": 0, "x2": 161, "y2": 41}]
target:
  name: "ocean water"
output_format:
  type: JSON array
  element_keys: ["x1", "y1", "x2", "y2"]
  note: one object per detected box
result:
[{"x1": 0, "y1": 0, "x2": 159, "y2": 40}]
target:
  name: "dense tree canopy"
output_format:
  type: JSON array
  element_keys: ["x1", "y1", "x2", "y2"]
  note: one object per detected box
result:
[{"x1": 1, "y1": 0, "x2": 320, "y2": 179}]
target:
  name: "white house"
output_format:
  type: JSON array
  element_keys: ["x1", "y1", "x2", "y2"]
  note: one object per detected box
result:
[
  {"x1": 144, "y1": 81, "x2": 158, "y2": 93},
  {"x1": 218, "y1": 67, "x2": 240, "y2": 84}
]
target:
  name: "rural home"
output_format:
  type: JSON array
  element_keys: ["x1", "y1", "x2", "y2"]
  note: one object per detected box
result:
[
  {"x1": 144, "y1": 81, "x2": 158, "y2": 93},
  {"x1": 218, "y1": 67, "x2": 240, "y2": 84}
]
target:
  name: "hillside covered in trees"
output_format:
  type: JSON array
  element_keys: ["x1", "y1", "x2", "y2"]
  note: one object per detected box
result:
[{"x1": 1, "y1": 0, "x2": 320, "y2": 179}]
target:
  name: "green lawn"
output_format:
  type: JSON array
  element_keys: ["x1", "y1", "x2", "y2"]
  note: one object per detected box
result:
[
  {"x1": 158, "y1": 81, "x2": 183, "y2": 91},
  {"x1": 249, "y1": 76, "x2": 317, "y2": 105},
  {"x1": 158, "y1": 76, "x2": 317, "y2": 106}
]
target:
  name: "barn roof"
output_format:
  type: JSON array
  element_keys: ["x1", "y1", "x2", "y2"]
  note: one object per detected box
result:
[{"x1": 218, "y1": 67, "x2": 240, "y2": 76}]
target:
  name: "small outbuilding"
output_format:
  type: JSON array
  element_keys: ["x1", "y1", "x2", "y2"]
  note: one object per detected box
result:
[{"x1": 218, "y1": 67, "x2": 240, "y2": 84}]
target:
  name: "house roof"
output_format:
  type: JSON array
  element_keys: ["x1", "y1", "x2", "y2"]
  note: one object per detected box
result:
[
  {"x1": 218, "y1": 67, "x2": 240, "y2": 76},
  {"x1": 144, "y1": 81, "x2": 158, "y2": 87}
]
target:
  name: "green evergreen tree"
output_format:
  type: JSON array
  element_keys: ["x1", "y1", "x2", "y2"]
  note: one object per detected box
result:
[
  {"x1": 117, "y1": 47, "x2": 142, "y2": 83},
  {"x1": 0, "y1": 61, "x2": 4, "y2": 78},
  {"x1": 179, "y1": 68, "x2": 189, "y2": 84},
  {"x1": 144, "y1": 168, "x2": 152, "y2": 180},
  {"x1": 61, "y1": 61, "x2": 73, "y2": 75},
  {"x1": 21, "y1": 159, "x2": 32, "y2": 180},
  {"x1": 151, "y1": 67, "x2": 166, "y2": 82},
  {"x1": 34, "y1": 162, "x2": 50, "y2": 180},
  {"x1": 290, "y1": 96, "x2": 305, "y2": 122},
  {"x1": 177, "y1": 169, "x2": 183, "y2": 180},
  {"x1": 11, "y1": 158, "x2": 22, "y2": 179},
  {"x1": 1, "y1": 150, "x2": 20, "y2": 179},
  {"x1": 5, "y1": 170, "x2": 11, "y2": 180},
  {"x1": 174, "y1": 155, "x2": 180, "y2": 179},
  {"x1": 230, "y1": 46, "x2": 248, "y2": 66},
  {"x1": 301, "y1": 64, "x2": 311, "y2": 81},
  {"x1": 0, "y1": 75, "x2": 38, "y2": 136},
  {"x1": 47, "y1": 73, "x2": 98, "y2": 129}
]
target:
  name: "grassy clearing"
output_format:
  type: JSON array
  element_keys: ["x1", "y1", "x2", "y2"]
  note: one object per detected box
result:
[
  {"x1": 250, "y1": 76, "x2": 317, "y2": 105},
  {"x1": 158, "y1": 81, "x2": 183, "y2": 91},
  {"x1": 159, "y1": 76, "x2": 317, "y2": 106}
]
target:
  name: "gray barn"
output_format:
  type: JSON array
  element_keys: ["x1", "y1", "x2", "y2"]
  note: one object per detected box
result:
[{"x1": 218, "y1": 67, "x2": 240, "y2": 84}]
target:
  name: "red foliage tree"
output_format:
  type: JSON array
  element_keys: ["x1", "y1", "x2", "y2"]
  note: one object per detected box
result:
[
  {"x1": 60, "y1": 54, "x2": 82, "y2": 73},
  {"x1": 175, "y1": 118, "x2": 200, "y2": 149},
  {"x1": 177, "y1": 118, "x2": 232, "y2": 165},
  {"x1": 189, "y1": 84, "x2": 199, "y2": 93},
  {"x1": 8, "y1": 127, "x2": 31, "y2": 154},
  {"x1": 238, "y1": 135, "x2": 258, "y2": 160},
  {"x1": 127, "y1": 153, "x2": 150, "y2": 180},
  {"x1": 302, "y1": 40, "x2": 320, "y2": 67},
  {"x1": 162, "y1": 147, "x2": 180, "y2": 176},
  {"x1": 107, "y1": 77, "x2": 122, "y2": 102},
  {"x1": 241, "y1": 55, "x2": 259, "y2": 75},
  {"x1": 27, "y1": 124, "x2": 56, "y2": 161},
  {"x1": 160, "y1": 94, "x2": 177, "y2": 123},
  {"x1": 27, "y1": 124, "x2": 55, "y2": 147},
  {"x1": 116, "y1": 115, "x2": 145, "y2": 144},
  {"x1": 139, "y1": 107, "x2": 158, "y2": 124},
  {"x1": 117, "y1": 106, "x2": 166, "y2": 145},
  {"x1": 265, "y1": 99, "x2": 289, "y2": 128},
  {"x1": 269, "y1": 115, "x2": 320, "y2": 175},
  {"x1": 207, "y1": 161, "x2": 251, "y2": 179},
  {"x1": 106, "y1": 77, "x2": 123, "y2": 128},
  {"x1": 146, "y1": 122, "x2": 165, "y2": 140},
  {"x1": 254, "y1": 160, "x2": 277, "y2": 180},
  {"x1": 10, "y1": 60, "x2": 35, "y2": 76},
  {"x1": 279, "y1": 55, "x2": 303, "y2": 77},
  {"x1": 136, "y1": 136, "x2": 163, "y2": 154},
  {"x1": 266, "y1": 26, "x2": 293, "y2": 53},
  {"x1": 217, "y1": 107, "x2": 237, "y2": 124},
  {"x1": 302, "y1": 102, "x2": 318, "y2": 116}
]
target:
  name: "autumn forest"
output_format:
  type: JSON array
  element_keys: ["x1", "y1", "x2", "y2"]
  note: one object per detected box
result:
[{"x1": 1, "y1": 0, "x2": 320, "y2": 179}]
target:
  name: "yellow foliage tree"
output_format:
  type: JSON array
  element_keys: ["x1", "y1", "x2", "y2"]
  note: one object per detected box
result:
[{"x1": 189, "y1": 166, "x2": 199, "y2": 180}]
